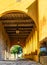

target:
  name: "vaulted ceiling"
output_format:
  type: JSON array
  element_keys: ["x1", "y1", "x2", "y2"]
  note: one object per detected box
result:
[{"x1": 0, "y1": 12, "x2": 35, "y2": 44}]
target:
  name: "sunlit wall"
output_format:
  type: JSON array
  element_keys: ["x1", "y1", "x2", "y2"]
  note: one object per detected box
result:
[
  {"x1": 38, "y1": 0, "x2": 47, "y2": 41},
  {"x1": 0, "y1": 0, "x2": 35, "y2": 15},
  {"x1": 23, "y1": 29, "x2": 38, "y2": 54}
]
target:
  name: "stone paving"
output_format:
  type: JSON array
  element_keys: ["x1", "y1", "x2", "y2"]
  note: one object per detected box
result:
[{"x1": 0, "y1": 60, "x2": 42, "y2": 65}]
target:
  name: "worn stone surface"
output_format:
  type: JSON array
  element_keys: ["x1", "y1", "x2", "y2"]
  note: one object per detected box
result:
[
  {"x1": 0, "y1": 60, "x2": 41, "y2": 65},
  {"x1": 40, "y1": 56, "x2": 47, "y2": 65}
]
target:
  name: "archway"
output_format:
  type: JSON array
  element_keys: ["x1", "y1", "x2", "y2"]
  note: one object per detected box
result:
[
  {"x1": 10, "y1": 45, "x2": 23, "y2": 60},
  {"x1": 0, "y1": 10, "x2": 38, "y2": 61},
  {"x1": 0, "y1": 10, "x2": 37, "y2": 28}
]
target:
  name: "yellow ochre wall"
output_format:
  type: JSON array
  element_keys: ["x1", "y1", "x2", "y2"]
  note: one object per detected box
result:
[
  {"x1": 23, "y1": 29, "x2": 37, "y2": 54},
  {"x1": 27, "y1": 0, "x2": 38, "y2": 27},
  {"x1": 38, "y1": 0, "x2": 47, "y2": 41},
  {"x1": 0, "y1": 0, "x2": 35, "y2": 15},
  {"x1": 23, "y1": 28, "x2": 38, "y2": 61}
]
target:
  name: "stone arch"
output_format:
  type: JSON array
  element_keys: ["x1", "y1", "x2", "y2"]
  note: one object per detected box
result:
[
  {"x1": 10, "y1": 45, "x2": 23, "y2": 59},
  {"x1": 0, "y1": 10, "x2": 39, "y2": 60},
  {"x1": 0, "y1": 10, "x2": 37, "y2": 29},
  {"x1": 10, "y1": 43, "x2": 24, "y2": 49},
  {"x1": 10, "y1": 44, "x2": 23, "y2": 49}
]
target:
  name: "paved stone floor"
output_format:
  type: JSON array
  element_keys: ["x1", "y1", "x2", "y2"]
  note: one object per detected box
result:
[{"x1": 0, "y1": 60, "x2": 42, "y2": 65}]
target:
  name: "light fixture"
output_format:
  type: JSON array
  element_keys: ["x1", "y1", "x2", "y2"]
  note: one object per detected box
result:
[
  {"x1": 17, "y1": 38, "x2": 20, "y2": 44},
  {"x1": 17, "y1": 41, "x2": 20, "y2": 44},
  {"x1": 16, "y1": 29, "x2": 19, "y2": 34},
  {"x1": 16, "y1": 24, "x2": 20, "y2": 34}
]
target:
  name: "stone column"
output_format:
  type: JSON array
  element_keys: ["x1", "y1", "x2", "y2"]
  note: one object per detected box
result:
[{"x1": 0, "y1": 22, "x2": 5, "y2": 60}]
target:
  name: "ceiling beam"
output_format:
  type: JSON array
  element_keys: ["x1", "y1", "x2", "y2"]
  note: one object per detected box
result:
[
  {"x1": 9, "y1": 39, "x2": 27, "y2": 42},
  {"x1": 9, "y1": 35, "x2": 27, "y2": 37},
  {"x1": 2, "y1": 19, "x2": 33, "y2": 24},
  {"x1": 8, "y1": 34, "x2": 29, "y2": 36},
  {"x1": 9, "y1": 36, "x2": 28, "y2": 38},
  {"x1": 7, "y1": 31, "x2": 30, "y2": 34},
  {"x1": 9, "y1": 36, "x2": 27, "y2": 39},
  {"x1": 6, "y1": 30, "x2": 31, "y2": 32},
  {"x1": 9, "y1": 37, "x2": 26, "y2": 39},
  {"x1": 0, "y1": 13, "x2": 30, "y2": 17},
  {"x1": 0, "y1": 16, "x2": 31, "y2": 20},
  {"x1": 4, "y1": 26, "x2": 33, "y2": 29},
  {"x1": 5, "y1": 28, "x2": 32, "y2": 31},
  {"x1": 3, "y1": 24, "x2": 34, "y2": 27}
]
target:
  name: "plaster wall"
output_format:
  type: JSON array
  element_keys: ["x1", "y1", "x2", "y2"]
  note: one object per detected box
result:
[{"x1": 38, "y1": 0, "x2": 47, "y2": 41}]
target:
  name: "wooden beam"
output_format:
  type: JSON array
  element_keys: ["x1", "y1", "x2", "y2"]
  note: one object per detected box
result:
[
  {"x1": 9, "y1": 36, "x2": 27, "y2": 39},
  {"x1": 7, "y1": 32, "x2": 29, "y2": 34},
  {"x1": 2, "y1": 19, "x2": 33, "y2": 24},
  {"x1": 0, "y1": 16, "x2": 31, "y2": 20},
  {"x1": 3, "y1": 24, "x2": 34, "y2": 27},
  {"x1": 10, "y1": 37, "x2": 26, "y2": 39},
  {"x1": 6, "y1": 30, "x2": 31, "y2": 32},
  {"x1": 4, "y1": 26, "x2": 33, "y2": 28},
  {"x1": 8, "y1": 34, "x2": 29, "y2": 36}
]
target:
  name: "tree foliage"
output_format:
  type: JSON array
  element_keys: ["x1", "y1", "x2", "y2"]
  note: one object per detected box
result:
[{"x1": 10, "y1": 45, "x2": 22, "y2": 55}]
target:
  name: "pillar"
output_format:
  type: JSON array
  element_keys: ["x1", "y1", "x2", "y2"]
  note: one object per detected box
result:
[{"x1": 0, "y1": 22, "x2": 5, "y2": 60}]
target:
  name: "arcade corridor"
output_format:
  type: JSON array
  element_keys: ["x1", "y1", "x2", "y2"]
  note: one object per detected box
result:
[
  {"x1": 0, "y1": 11, "x2": 38, "y2": 61},
  {"x1": 0, "y1": 0, "x2": 47, "y2": 65}
]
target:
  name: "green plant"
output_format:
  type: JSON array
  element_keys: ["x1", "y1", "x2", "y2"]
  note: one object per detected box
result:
[
  {"x1": 10, "y1": 45, "x2": 22, "y2": 59},
  {"x1": 10, "y1": 45, "x2": 22, "y2": 55}
]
